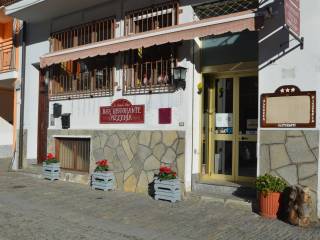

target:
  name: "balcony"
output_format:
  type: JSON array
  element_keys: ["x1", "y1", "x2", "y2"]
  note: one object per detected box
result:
[
  {"x1": 0, "y1": 0, "x2": 21, "y2": 6},
  {"x1": 123, "y1": 58, "x2": 176, "y2": 95},
  {"x1": 48, "y1": 56, "x2": 114, "y2": 100},
  {"x1": 5, "y1": 0, "x2": 114, "y2": 23},
  {"x1": 0, "y1": 39, "x2": 16, "y2": 73},
  {"x1": 50, "y1": 17, "x2": 115, "y2": 52},
  {"x1": 124, "y1": 1, "x2": 179, "y2": 36}
]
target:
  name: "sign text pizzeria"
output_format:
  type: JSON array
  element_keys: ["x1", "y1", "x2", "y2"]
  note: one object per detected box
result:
[{"x1": 100, "y1": 99, "x2": 145, "y2": 124}]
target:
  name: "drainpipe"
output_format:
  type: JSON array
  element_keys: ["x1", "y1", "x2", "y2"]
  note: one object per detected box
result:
[
  {"x1": 190, "y1": 40, "x2": 195, "y2": 191},
  {"x1": 18, "y1": 21, "x2": 26, "y2": 169}
]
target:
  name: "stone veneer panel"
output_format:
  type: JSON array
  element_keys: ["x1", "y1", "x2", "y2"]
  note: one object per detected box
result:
[
  {"x1": 47, "y1": 130, "x2": 185, "y2": 194},
  {"x1": 260, "y1": 130, "x2": 319, "y2": 219}
]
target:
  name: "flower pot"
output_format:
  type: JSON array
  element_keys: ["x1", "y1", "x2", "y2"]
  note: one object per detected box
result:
[
  {"x1": 43, "y1": 162, "x2": 60, "y2": 181},
  {"x1": 154, "y1": 178, "x2": 181, "y2": 203},
  {"x1": 259, "y1": 192, "x2": 280, "y2": 219},
  {"x1": 91, "y1": 171, "x2": 115, "y2": 191}
]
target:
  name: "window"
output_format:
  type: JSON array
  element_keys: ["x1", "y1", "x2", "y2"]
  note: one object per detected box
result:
[
  {"x1": 125, "y1": 1, "x2": 179, "y2": 35},
  {"x1": 48, "y1": 56, "x2": 114, "y2": 100},
  {"x1": 123, "y1": 44, "x2": 177, "y2": 95},
  {"x1": 50, "y1": 17, "x2": 115, "y2": 52},
  {"x1": 56, "y1": 138, "x2": 90, "y2": 172}
]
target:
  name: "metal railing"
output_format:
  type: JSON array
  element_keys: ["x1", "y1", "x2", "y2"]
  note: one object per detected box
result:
[
  {"x1": 0, "y1": 39, "x2": 16, "y2": 73},
  {"x1": 123, "y1": 58, "x2": 176, "y2": 95},
  {"x1": 194, "y1": 0, "x2": 258, "y2": 19},
  {"x1": 50, "y1": 17, "x2": 116, "y2": 52},
  {"x1": 124, "y1": 1, "x2": 179, "y2": 35},
  {"x1": 0, "y1": 0, "x2": 21, "y2": 6},
  {"x1": 49, "y1": 66, "x2": 114, "y2": 100}
]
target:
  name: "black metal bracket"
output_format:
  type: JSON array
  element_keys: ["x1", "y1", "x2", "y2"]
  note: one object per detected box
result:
[
  {"x1": 259, "y1": 25, "x2": 304, "y2": 71},
  {"x1": 282, "y1": 25, "x2": 304, "y2": 50}
]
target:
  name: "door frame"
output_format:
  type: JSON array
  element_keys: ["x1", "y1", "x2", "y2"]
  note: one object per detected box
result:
[
  {"x1": 37, "y1": 70, "x2": 49, "y2": 163},
  {"x1": 200, "y1": 71, "x2": 258, "y2": 183}
]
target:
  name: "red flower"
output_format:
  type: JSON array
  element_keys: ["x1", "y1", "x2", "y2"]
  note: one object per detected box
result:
[
  {"x1": 160, "y1": 166, "x2": 172, "y2": 174},
  {"x1": 47, "y1": 153, "x2": 54, "y2": 159},
  {"x1": 96, "y1": 160, "x2": 109, "y2": 167}
]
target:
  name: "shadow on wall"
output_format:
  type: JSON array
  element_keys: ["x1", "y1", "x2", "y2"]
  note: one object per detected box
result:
[{"x1": 259, "y1": 0, "x2": 291, "y2": 68}]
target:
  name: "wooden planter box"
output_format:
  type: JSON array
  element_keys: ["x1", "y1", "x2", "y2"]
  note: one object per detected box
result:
[
  {"x1": 91, "y1": 171, "x2": 115, "y2": 191},
  {"x1": 154, "y1": 178, "x2": 181, "y2": 203},
  {"x1": 43, "y1": 163, "x2": 60, "y2": 181}
]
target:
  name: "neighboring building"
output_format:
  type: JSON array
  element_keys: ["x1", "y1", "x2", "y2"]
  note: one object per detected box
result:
[
  {"x1": 3, "y1": 0, "x2": 320, "y2": 218},
  {"x1": 0, "y1": 1, "x2": 20, "y2": 162}
]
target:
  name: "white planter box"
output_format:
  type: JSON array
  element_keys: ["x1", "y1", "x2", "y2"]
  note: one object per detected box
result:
[
  {"x1": 43, "y1": 162, "x2": 60, "y2": 181},
  {"x1": 91, "y1": 171, "x2": 115, "y2": 191},
  {"x1": 154, "y1": 178, "x2": 181, "y2": 203}
]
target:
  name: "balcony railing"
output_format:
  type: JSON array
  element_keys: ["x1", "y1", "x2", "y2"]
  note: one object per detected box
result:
[
  {"x1": 0, "y1": 0, "x2": 21, "y2": 6},
  {"x1": 50, "y1": 17, "x2": 116, "y2": 52},
  {"x1": 123, "y1": 58, "x2": 176, "y2": 95},
  {"x1": 0, "y1": 39, "x2": 16, "y2": 73},
  {"x1": 124, "y1": 1, "x2": 179, "y2": 36},
  {"x1": 49, "y1": 66, "x2": 114, "y2": 100},
  {"x1": 194, "y1": 0, "x2": 258, "y2": 19}
]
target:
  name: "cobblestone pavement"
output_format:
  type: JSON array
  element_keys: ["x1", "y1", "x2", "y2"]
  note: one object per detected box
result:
[{"x1": 0, "y1": 172, "x2": 320, "y2": 240}]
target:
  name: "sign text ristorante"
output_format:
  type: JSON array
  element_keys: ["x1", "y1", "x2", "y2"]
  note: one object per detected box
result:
[{"x1": 100, "y1": 99, "x2": 145, "y2": 124}]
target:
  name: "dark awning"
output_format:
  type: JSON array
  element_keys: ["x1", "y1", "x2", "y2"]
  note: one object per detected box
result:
[{"x1": 40, "y1": 10, "x2": 261, "y2": 68}]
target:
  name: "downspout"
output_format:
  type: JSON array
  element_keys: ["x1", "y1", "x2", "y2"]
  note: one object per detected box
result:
[
  {"x1": 190, "y1": 39, "x2": 195, "y2": 191},
  {"x1": 18, "y1": 21, "x2": 26, "y2": 169}
]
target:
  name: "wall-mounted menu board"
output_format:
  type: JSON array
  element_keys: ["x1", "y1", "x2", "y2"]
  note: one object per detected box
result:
[{"x1": 261, "y1": 85, "x2": 316, "y2": 128}]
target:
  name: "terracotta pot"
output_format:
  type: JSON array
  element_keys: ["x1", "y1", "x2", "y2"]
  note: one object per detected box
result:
[{"x1": 259, "y1": 192, "x2": 280, "y2": 219}]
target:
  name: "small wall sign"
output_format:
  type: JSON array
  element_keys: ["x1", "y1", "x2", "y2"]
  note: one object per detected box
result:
[
  {"x1": 159, "y1": 108, "x2": 172, "y2": 124},
  {"x1": 261, "y1": 85, "x2": 316, "y2": 128},
  {"x1": 100, "y1": 99, "x2": 145, "y2": 124}
]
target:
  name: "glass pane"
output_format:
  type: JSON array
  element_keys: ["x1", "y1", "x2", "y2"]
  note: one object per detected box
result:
[
  {"x1": 215, "y1": 78, "x2": 233, "y2": 134},
  {"x1": 238, "y1": 141, "x2": 257, "y2": 177},
  {"x1": 239, "y1": 76, "x2": 258, "y2": 135},
  {"x1": 214, "y1": 141, "x2": 232, "y2": 175}
]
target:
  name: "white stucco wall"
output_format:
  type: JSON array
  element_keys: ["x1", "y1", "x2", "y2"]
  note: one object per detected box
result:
[
  {"x1": 23, "y1": 20, "x2": 50, "y2": 161},
  {"x1": 258, "y1": 0, "x2": 320, "y2": 216},
  {"x1": 0, "y1": 117, "x2": 13, "y2": 146}
]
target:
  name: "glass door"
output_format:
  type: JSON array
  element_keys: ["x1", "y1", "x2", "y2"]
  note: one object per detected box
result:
[
  {"x1": 236, "y1": 76, "x2": 258, "y2": 181},
  {"x1": 211, "y1": 77, "x2": 234, "y2": 180},
  {"x1": 202, "y1": 74, "x2": 258, "y2": 182}
]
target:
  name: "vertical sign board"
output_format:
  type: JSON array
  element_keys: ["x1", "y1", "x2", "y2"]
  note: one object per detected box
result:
[
  {"x1": 284, "y1": 0, "x2": 300, "y2": 36},
  {"x1": 100, "y1": 99, "x2": 145, "y2": 124}
]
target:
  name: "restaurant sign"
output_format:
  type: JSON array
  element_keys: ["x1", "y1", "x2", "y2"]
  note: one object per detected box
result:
[
  {"x1": 100, "y1": 99, "x2": 145, "y2": 124},
  {"x1": 284, "y1": 0, "x2": 300, "y2": 36}
]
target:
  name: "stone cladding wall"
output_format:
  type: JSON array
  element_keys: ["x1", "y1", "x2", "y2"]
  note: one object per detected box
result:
[
  {"x1": 260, "y1": 130, "x2": 319, "y2": 218},
  {"x1": 47, "y1": 130, "x2": 185, "y2": 193}
]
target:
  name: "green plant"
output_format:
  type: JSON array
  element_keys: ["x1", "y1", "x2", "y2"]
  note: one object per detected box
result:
[
  {"x1": 256, "y1": 174, "x2": 287, "y2": 196},
  {"x1": 95, "y1": 160, "x2": 109, "y2": 172}
]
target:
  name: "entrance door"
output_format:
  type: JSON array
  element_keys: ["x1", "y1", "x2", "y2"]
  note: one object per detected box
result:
[{"x1": 202, "y1": 74, "x2": 258, "y2": 182}]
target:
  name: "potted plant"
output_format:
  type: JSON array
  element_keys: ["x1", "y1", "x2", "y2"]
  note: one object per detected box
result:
[
  {"x1": 154, "y1": 166, "x2": 181, "y2": 203},
  {"x1": 42, "y1": 153, "x2": 60, "y2": 181},
  {"x1": 256, "y1": 174, "x2": 287, "y2": 219},
  {"x1": 91, "y1": 160, "x2": 115, "y2": 191}
]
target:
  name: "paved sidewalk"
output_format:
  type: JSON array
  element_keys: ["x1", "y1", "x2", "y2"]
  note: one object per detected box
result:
[{"x1": 0, "y1": 172, "x2": 319, "y2": 240}]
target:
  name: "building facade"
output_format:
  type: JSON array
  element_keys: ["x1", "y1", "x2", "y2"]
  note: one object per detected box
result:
[
  {"x1": 0, "y1": 1, "x2": 20, "y2": 164},
  {"x1": 3, "y1": 0, "x2": 320, "y2": 218}
]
